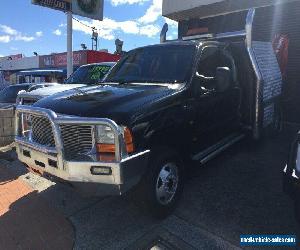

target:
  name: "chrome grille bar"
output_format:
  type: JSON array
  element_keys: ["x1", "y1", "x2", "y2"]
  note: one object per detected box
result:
[
  {"x1": 60, "y1": 124, "x2": 94, "y2": 160},
  {"x1": 31, "y1": 116, "x2": 55, "y2": 147}
]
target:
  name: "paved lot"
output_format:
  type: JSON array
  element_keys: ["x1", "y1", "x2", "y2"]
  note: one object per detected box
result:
[
  {"x1": 0, "y1": 157, "x2": 74, "y2": 250},
  {"x1": 0, "y1": 126, "x2": 299, "y2": 249}
]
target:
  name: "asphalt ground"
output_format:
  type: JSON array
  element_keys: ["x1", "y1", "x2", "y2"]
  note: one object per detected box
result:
[{"x1": 1, "y1": 125, "x2": 299, "y2": 249}]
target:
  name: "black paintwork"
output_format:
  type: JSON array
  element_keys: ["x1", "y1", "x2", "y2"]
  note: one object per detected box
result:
[
  {"x1": 33, "y1": 41, "x2": 242, "y2": 155},
  {"x1": 284, "y1": 132, "x2": 300, "y2": 225},
  {"x1": 34, "y1": 84, "x2": 178, "y2": 124}
]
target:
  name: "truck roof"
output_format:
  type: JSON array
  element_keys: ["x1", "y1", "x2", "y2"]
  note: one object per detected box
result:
[{"x1": 134, "y1": 40, "x2": 220, "y2": 50}]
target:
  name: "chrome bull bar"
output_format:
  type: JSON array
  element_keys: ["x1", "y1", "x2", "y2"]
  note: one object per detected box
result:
[{"x1": 15, "y1": 105, "x2": 128, "y2": 164}]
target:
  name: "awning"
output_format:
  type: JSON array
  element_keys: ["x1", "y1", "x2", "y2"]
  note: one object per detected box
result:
[
  {"x1": 17, "y1": 69, "x2": 66, "y2": 77},
  {"x1": 162, "y1": 0, "x2": 298, "y2": 21}
]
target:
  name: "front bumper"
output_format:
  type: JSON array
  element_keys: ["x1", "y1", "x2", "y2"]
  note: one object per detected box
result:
[{"x1": 15, "y1": 106, "x2": 150, "y2": 196}]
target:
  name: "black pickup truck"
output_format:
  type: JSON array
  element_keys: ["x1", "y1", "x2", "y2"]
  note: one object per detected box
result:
[{"x1": 15, "y1": 39, "x2": 282, "y2": 218}]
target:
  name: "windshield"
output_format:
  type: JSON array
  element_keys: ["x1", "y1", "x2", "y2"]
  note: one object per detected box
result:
[
  {"x1": 105, "y1": 44, "x2": 196, "y2": 84},
  {"x1": 0, "y1": 85, "x2": 29, "y2": 103},
  {"x1": 65, "y1": 64, "x2": 112, "y2": 85}
]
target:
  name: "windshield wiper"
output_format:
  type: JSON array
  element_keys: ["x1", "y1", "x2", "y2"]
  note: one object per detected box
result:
[
  {"x1": 105, "y1": 79, "x2": 180, "y2": 85},
  {"x1": 105, "y1": 78, "x2": 131, "y2": 84}
]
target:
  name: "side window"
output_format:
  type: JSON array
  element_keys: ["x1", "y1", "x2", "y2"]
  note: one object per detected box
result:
[{"x1": 197, "y1": 47, "x2": 234, "y2": 91}]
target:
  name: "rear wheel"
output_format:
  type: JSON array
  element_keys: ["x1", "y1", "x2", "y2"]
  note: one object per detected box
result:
[{"x1": 140, "y1": 149, "x2": 184, "y2": 219}]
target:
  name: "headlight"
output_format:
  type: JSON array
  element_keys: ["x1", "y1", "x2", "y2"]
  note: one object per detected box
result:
[
  {"x1": 95, "y1": 125, "x2": 115, "y2": 144},
  {"x1": 95, "y1": 125, "x2": 134, "y2": 154}
]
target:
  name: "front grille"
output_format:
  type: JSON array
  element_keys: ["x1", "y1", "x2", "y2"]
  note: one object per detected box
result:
[
  {"x1": 60, "y1": 124, "x2": 93, "y2": 160},
  {"x1": 22, "y1": 98, "x2": 37, "y2": 105},
  {"x1": 20, "y1": 111, "x2": 95, "y2": 160},
  {"x1": 31, "y1": 115, "x2": 55, "y2": 147}
]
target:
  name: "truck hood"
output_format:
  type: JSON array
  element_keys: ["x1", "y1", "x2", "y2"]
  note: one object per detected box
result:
[
  {"x1": 33, "y1": 84, "x2": 181, "y2": 124},
  {"x1": 19, "y1": 84, "x2": 85, "y2": 100}
]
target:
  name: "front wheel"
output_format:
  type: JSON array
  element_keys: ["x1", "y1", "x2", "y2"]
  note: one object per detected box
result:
[{"x1": 140, "y1": 149, "x2": 184, "y2": 219}]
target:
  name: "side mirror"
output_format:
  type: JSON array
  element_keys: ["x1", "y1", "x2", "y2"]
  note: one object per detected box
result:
[{"x1": 215, "y1": 67, "x2": 231, "y2": 92}]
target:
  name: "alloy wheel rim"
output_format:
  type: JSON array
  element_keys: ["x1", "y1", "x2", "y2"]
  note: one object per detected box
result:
[{"x1": 155, "y1": 162, "x2": 179, "y2": 205}]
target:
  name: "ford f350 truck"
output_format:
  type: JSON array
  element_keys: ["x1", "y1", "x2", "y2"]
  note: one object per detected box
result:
[{"x1": 14, "y1": 9, "x2": 283, "y2": 218}]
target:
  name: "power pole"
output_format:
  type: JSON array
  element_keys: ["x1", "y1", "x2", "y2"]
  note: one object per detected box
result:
[
  {"x1": 92, "y1": 28, "x2": 98, "y2": 51},
  {"x1": 67, "y1": 11, "x2": 73, "y2": 77}
]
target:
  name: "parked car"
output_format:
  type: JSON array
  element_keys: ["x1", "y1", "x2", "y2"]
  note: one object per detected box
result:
[
  {"x1": 0, "y1": 70, "x2": 9, "y2": 90},
  {"x1": 283, "y1": 132, "x2": 300, "y2": 225},
  {"x1": 16, "y1": 69, "x2": 66, "y2": 84},
  {"x1": 0, "y1": 84, "x2": 32, "y2": 108},
  {"x1": 17, "y1": 62, "x2": 115, "y2": 105},
  {"x1": 0, "y1": 81, "x2": 62, "y2": 108},
  {"x1": 15, "y1": 37, "x2": 282, "y2": 218},
  {"x1": 0, "y1": 81, "x2": 63, "y2": 149}
]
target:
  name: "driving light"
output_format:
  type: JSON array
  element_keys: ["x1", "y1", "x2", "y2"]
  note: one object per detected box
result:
[{"x1": 90, "y1": 166, "x2": 112, "y2": 175}]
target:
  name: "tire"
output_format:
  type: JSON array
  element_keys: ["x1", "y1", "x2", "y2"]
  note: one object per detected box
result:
[{"x1": 139, "y1": 148, "x2": 184, "y2": 219}]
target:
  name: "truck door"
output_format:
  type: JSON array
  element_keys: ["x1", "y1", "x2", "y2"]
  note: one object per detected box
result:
[{"x1": 191, "y1": 46, "x2": 241, "y2": 150}]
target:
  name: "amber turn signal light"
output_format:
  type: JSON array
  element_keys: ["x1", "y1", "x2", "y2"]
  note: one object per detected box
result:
[{"x1": 96, "y1": 127, "x2": 134, "y2": 154}]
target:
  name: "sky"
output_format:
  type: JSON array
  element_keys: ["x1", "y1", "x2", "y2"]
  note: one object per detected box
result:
[{"x1": 0, "y1": 0, "x2": 178, "y2": 57}]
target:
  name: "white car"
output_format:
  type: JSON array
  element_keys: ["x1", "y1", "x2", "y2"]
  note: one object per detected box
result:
[{"x1": 18, "y1": 62, "x2": 116, "y2": 105}]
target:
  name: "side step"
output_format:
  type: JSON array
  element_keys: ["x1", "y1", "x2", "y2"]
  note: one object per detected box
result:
[{"x1": 192, "y1": 133, "x2": 245, "y2": 164}]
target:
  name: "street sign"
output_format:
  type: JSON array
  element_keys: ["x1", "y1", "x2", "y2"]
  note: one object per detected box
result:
[
  {"x1": 72, "y1": 0, "x2": 103, "y2": 21},
  {"x1": 32, "y1": 0, "x2": 104, "y2": 78},
  {"x1": 32, "y1": 0, "x2": 103, "y2": 20},
  {"x1": 31, "y1": 0, "x2": 71, "y2": 12}
]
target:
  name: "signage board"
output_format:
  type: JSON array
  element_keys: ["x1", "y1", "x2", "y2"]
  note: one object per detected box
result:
[
  {"x1": 72, "y1": 0, "x2": 103, "y2": 21},
  {"x1": 32, "y1": 0, "x2": 103, "y2": 20},
  {"x1": 9, "y1": 54, "x2": 23, "y2": 60},
  {"x1": 32, "y1": 0, "x2": 71, "y2": 12},
  {"x1": 54, "y1": 51, "x2": 87, "y2": 66},
  {"x1": 0, "y1": 57, "x2": 39, "y2": 71},
  {"x1": 0, "y1": 54, "x2": 22, "y2": 62},
  {"x1": 39, "y1": 51, "x2": 87, "y2": 68},
  {"x1": 39, "y1": 55, "x2": 56, "y2": 68}
]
